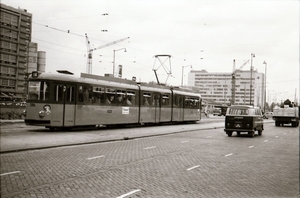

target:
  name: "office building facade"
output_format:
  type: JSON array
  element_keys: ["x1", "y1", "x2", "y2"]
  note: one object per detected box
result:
[
  {"x1": 0, "y1": 3, "x2": 45, "y2": 103},
  {"x1": 188, "y1": 69, "x2": 265, "y2": 107}
]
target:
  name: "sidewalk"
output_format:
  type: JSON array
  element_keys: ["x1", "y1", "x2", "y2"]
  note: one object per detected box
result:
[{"x1": 0, "y1": 116, "x2": 274, "y2": 153}]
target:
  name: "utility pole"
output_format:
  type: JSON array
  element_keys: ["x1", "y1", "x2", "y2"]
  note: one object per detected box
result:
[{"x1": 250, "y1": 53, "x2": 255, "y2": 105}]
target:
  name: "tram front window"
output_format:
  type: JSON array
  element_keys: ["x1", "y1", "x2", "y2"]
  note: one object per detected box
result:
[{"x1": 28, "y1": 81, "x2": 50, "y2": 101}]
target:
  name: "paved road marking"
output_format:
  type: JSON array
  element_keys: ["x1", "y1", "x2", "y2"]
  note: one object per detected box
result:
[
  {"x1": 187, "y1": 165, "x2": 200, "y2": 171},
  {"x1": 0, "y1": 171, "x2": 20, "y2": 176},
  {"x1": 117, "y1": 189, "x2": 141, "y2": 198},
  {"x1": 144, "y1": 146, "x2": 156, "y2": 150},
  {"x1": 206, "y1": 136, "x2": 212, "y2": 138},
  {"x1": 225, "y1": 153, "x2": 233, "y2": 157},
  {"x1": 283, "y1": 133, "x2": 286, "y2": 135},
  {"x1": 264, "y1": 140, "x2": 268, "y2": 142},
  {"x1": 181, "y1": 141, "x2": 189, "y2": 143},
  {"x1": 275, "y1": 136, "x2": 279, "y2": 138},
  {"x1": 248, "y1": 146, "x2": 254, "y2": 148},
  {"x1": 87, "y1": 155, "x2": 105, "y2": 160}
]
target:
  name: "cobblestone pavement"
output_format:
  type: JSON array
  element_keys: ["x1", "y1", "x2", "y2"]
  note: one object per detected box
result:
[
  {"x1": 0, "y1": 116, "x2": 227, "y2": 153},
  {"x1": 1, "y1": 122, "x2": 298, "y2": 198}
]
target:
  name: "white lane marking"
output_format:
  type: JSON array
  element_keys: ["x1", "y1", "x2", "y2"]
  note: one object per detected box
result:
[
  {"x1": 275, "y1": 136, "x2": 279, "y2": 138},
  {"x1": 187, "y1": 165, "x2": 200, "y2": 171},
  {"x1": 87, "y1": 155, "x2": 105, "y2": 160},
  {"x1": 206, "y1": 136, "x2": 212, "y2": 138},
  {"x1": 225, "y1": 153, "x2": 233, "y2": 157},
  {"x1": 248, "y1": 146, "x2": 254, "y2": 148},
  {"x1": 0, "y1": 171, "x2": 21, "y2": 176},
  {"x1": 283, "y1": 133, "x2": 286, "y2": 135},
  {"x1": 181, "y1": 141, "x2": 189, "y2": 143},
  {"x1": 144, "y1": 146, "x2": 156, "y2": 150},
  {"x1": 117, "y1": 189, "x2": 141, "y2": 198},
  {"x1": 264, "y1": 140, "x2": 268, "y2": 142}
]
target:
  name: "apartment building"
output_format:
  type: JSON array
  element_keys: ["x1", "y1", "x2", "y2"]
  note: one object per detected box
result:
[
  {"x1": 0, "y1": 3, "x2": 45, "y2": 103},
  {"x1": 188, "y1": 69, "x2": 265, "y2": 107}
]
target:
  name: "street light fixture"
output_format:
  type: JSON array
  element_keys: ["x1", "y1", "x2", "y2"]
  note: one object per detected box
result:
[
  {"x1": 181, "y1": 65, "x2": 192, "y2": 86},
  {"x1": 113, "y1": 48, "x2": 126, "y2": 77},
  {"x1": 250, "y1": 53, "x2": 255, "y2": 105},
  {"x1": 263, "y1": 61, "x2": 267, "y2": 112}
]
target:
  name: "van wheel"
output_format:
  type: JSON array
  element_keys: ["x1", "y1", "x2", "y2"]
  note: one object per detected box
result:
[
  {"x1": 249, "y1": 131, "x2": 255, "y2": 137},
  {"x1": 227, "y1": 132, "x2": 232, "y2": 137}
]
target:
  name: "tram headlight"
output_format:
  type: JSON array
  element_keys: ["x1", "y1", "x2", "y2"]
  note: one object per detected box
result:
[
  {"x1": 22, "y1": 110, "x2": 27, "y2": 117},
  {"x1": 39, "y1": 110, "x2": 46, "y2": 117}
]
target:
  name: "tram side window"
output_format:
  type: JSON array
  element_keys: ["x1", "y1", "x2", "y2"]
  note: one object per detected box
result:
[
  {"x1": 126, "y1": 90, "x2": 136, "y2": 106},
  {"x1": 92, "y1": 87, "x2": 105, "y2": 104},
  {"x1": 185, "y1": 96, "x2": 198, "y2": 108},
  {"x1": 65, "y1": 86, "x2": 75, "y2": 103},
  {"x1": 55, "y1": 85, "x2": 64, "y2": 102},
  {"x1": 185, "y1": 97, "x2": 191, "y2": 108},
  {"x1": 162, "y1": 94, "x2": 170, "y2": 107},
  {"x1": 78, "y1": 85, "x2": 93, "y2": 103},
  {"x1": 114, "y1": 90, "x2": 126, "y2": 105},
  {"x1": 143, "y1": 92, "x2": 151, "y2": 106},
  {"x1": 193, "y1": 98, "x2": 200, "y2": 109},
  {"x1": 105, "y1": 88, "x2": 116, "y2": 105}
]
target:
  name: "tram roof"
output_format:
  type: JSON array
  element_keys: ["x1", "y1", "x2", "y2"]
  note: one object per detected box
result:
[
  {"x1": 29, "y1": 72, "x2": 139, "y2": 90},
  {"x1": 28, "y1": 72, "x2": 201, "y2": 97}
]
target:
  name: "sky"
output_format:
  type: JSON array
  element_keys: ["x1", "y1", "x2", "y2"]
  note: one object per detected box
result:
[{"x1": 3, "y1": 0, "x2": 299, "y2": 102}]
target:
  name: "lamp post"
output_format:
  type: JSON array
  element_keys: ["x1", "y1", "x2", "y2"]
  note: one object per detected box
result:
[
  {"x1": 113, "y1": 48, "x2": 126, "y2": 77},
  {"x1": 181, "y1": 65, "x2": 192, "y2": 86},
  {"x1": 263, "y1": 61, "x2": 267, "y2": 112},
  {"x1": 250, "y1": 53, "x2": 255, "y2": 105}
]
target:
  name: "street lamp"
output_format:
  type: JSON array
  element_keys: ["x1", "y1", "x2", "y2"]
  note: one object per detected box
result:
[
  {"x1": 181, "y1": 65, "x2": 192, "y2": 86},
  {"x1": 250, "y1": 53, "x2": 255, "y2": 105},
  {"x1": 113, "y1": 48, "x2": 126, "y2": 77},
  {"x1": 263, "y1": 61, "x2": 267, "y2": 112}
]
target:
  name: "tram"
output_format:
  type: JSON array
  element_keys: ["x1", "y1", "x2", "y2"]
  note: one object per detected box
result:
[{"x1": 24, "y1": 71, "x2": 202, "y2": 130}]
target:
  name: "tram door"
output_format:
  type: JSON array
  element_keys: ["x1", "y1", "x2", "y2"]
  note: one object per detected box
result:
[
  {"x1": 178, "y1": 95, "x2": 184, "y2": 121},
  {"x1": 153, "y1": 93, "x2": 161, "y2": 123},
  {"x1": 52, "y1": 83, "x2": 76, "y2": 127}
]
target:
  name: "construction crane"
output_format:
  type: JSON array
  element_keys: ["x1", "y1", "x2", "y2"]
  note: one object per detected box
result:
[
  {"x1": 231, "y1": 59, "x2": 249, "y2": 105},
  {"x1": 85, "y1": 33, "x2": 130, "y2": 74}
]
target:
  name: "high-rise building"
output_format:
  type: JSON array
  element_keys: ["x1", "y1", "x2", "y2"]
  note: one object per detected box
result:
[
  {"x1": 0, "y1": 3, "x2": 45, "y2": 103},
  {"x1": 188, "y1": 69, "x2": 265, "y2": 107}
]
